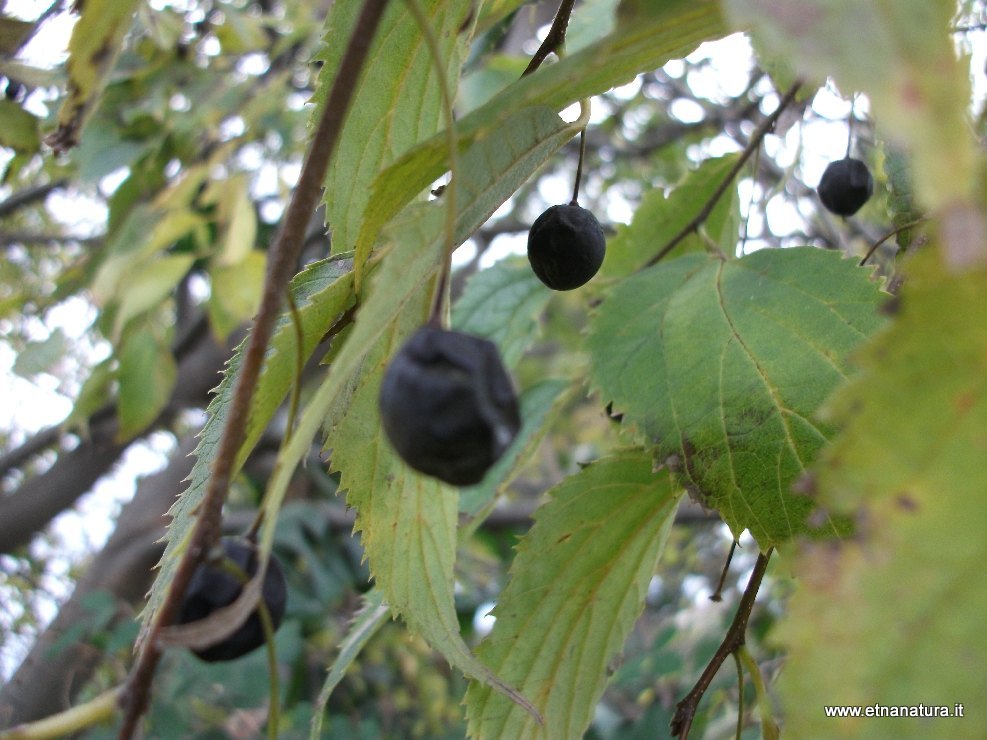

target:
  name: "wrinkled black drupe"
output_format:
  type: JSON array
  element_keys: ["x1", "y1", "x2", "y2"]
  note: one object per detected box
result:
[
  {"x1": 527, "y1": 203, "x2": 606, "y2": 290},
  {"x1": 177, "y1": 538, "x2": 287, "y2": 662},
  {"x1": 378, "y1": 326, "x2": 520, "y2": 486},
  {"x1": 817, "y1": 157, "x2": 873, "y2": 217}
]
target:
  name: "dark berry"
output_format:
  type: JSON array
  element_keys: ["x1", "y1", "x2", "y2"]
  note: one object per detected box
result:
[
  {"x1": 817, "y1": 157, "x2": 873, "y2": 217},
  {"x1": 378, "y1": 326, "x2": 520, "y2": 486},
  {"x1": 177, "y1": 538, "x2": 287, "y2": 662},
  {"x1": 527, "y1": 203, "x2": 606, "y2": 290}
]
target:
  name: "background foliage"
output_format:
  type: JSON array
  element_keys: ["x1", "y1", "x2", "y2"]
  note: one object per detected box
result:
[{"x1": 1, "y1": 0, "x2": 985, "y2": 737}]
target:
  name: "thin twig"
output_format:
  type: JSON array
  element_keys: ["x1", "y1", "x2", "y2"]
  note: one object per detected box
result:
[
  {"x1": 116, "y1": 2, "x2": 390, "y2": 736},
  {"x1": 710, "y1": 540, "x2": 738, "y2": 602},
  {"x1": 520, "y1": 0, "x2": 576, "y2": 77},
  {"x1": 671, "y1": 549, "x2": 773, "y2": 738},
  {"x1": 0, "y1": 179, "x2": 68, "y2": 219},
  {"x1": 644, "y1": 83, "x2": 803, "y2": 269},
  {"x1": 859, "y1": 216, "x2": 927, "y2": 266},
  {"x1": 570, "y1": 127, "x2": 586, "y2": 205}
]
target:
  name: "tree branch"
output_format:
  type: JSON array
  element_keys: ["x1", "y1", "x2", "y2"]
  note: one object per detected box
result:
[
  {"x1": 116, "y1": 2, "x2": 390, "y2": 735},
  {"x1": 0, "y1": 180, "x2": 68, "y2": 220},
  {"x1": 0, "y1": 326, "x2": 236, "y2": 555},
  {"x1": 0, "y1": 436, "x2": 197, "y2": 728},
  {"x1": 670, "y1": 549, "x2": 773, "y2": 738},
  {"x1": 521, "y1": 0, "x2": 576, "y2": 77},
  {"x1": 645, "y1": 82, "x2": 803, "y2": 268}
]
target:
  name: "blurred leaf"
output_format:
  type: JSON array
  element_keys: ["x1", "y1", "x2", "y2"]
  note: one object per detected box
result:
[
  {"x1": 91, "y1": 205, "x2": 204, "y2": 306},
  {"x1": 883, "y1": 146, "x2": 920, "y2": 250},
  {"x1": 48, "y1": 0, "x2": 141, "y2": 152},
  {"x1": 588, "y1": 248, "x2": 887, "y2": 547},
  {"x1": 315, "y1": 0, "x2": 473, "y2": 259},
  {"x1": 452, "y1": 257, "x2": 552, "y2": 370},
  {"x1": 465, "y1": 451, "x2": 682, "y2": 738},
  {"x1": 601, "y1": 154, "x2": 741, "y2": 278},
  {"x1": 64, "y1": 357, "x2": 115, "y2": 433},
  {"x1": 0, "y1": 15, "x2": 34, "y2": 55},
  {"x1": 12, "y1": 329, "x2": 68, "y2": 378},
  {"x1": 207, "y1": 250, "x2": 266, "y2": 342},
  {"x1": 139, "y1": 256, "x2": 356, "y2": 644},
  {"x1": 354, "y1": 0, "x2": 725, "y2": 279},
  {"x1": 113, "y1": 254, "x2": 195, "y2": 339},
  {"x1": 116, "y1": 324, "x2": 175, "y2": 440},
  {"x1": 0, "y1": 99, "x2": 40, "y2": 152},
  {"x1": 212, "y1": 175, "x2": 258, "y2": 267},
  {"x1": 725, "y1": 0, "x2": 974, "y2": 216},
  {"x1": 777, "y1": 249, "x2": 987, "y2": 736}
]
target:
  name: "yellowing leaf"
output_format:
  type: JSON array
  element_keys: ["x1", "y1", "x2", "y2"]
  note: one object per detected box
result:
[
  {"x1": 207, "y1": 250, "x2": 266, "y2": 341},
  {"x1": 0, "y1": 99, "x2": 39, "y2": 152},
  {"x1": 113, "y1": 254, "x2": 195, "y2": 339},
  {"x1": 725, "y1": 0, "x2": 974, "y2": 215},
  {"x1": 47, "y1": 0, "x2": 141, "y2": 152},
  {"x1": 776, "y1": 249, "x2": 987, "y2": 736}
]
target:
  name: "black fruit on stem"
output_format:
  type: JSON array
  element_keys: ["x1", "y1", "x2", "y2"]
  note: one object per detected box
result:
[
  {"x1": 177, "y1": 537, "x2": 287, "y2": 662},
  {"x1": 378, "y1": 326, "x2": 520, "y2": 486},
  {"x1": 527, "y1": 203, "x2": 606, "y2": 290},
  {"x1": 817, "y1": 157, "x2": 873, "y2": 217}
]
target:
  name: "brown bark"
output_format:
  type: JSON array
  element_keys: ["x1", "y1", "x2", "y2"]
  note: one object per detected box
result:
[{"x1": 0, "y1": 435, "x2": 197, "y2": 728}]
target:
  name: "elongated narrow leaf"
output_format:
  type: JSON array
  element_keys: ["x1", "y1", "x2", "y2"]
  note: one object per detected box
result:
[
  {"x1": 47, "y1": 0, "x2": 141, "y2": 152},
  {"x1": 588, "y1": 248, "x2": 887, "y2": 547},
  {"x1": 138, "y1": 256, "x2": 355, "y2": 643},
  {"x1": 314, "y1": 0, "x2": 473, "y2": 257},
  {"x1": 465, "y1": 451, "x2": 682, "y2": 738},
  {"x1": 776, "y1": 250, "x2": 987, "y2": 737},
  {"x1": 354, "y1": 0, "x2": 725, "y2": 271}
]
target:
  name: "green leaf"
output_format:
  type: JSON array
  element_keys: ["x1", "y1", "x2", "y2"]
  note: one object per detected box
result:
[
  {"x1": 600, "y1": 154, "x2": 741, "y2": 278},
  {"x1": 322, "y1": 210, "x2": 536, "y2": 715},
  {"x1": 64, "y1": 357, "x2": 115, "y2": 433},
  {"x1": 724, "y1": 0, "x2": 974, "y2": 215},
  {"x1": 356, "y1": 103, "x2": 575, "y2": 289},
  {"x1": 588, "y1": 247, "x2": 887, "y2": 548},
  {"x1": 139, "y1": 256, "x2": 355, "y2": 644},
  {"x1": 207, "y1": 251, "x2": 266, "y2": 342},
  {"x1": 91, "y1": 205, "x2": 204, "y2": 307},
  {"x1": 354, "y1": 1, "x2": 725, "y2": 277},
  {"x1": 48, "y1": 0, "x2": 141, "y2": 152},
  {"x1": 452, "y1": 257, "x2": 552, "y2": 370},
  {"x1": 116, "y1": 325, "x2": 176, "y2": 440},
  {"x1": 776, "y1": 249, "x2": 987, "y2": 736},
  {"x1": 113, "y1": 254, "x2": 195, "y2": 339},
  {"x1": 12, "y1": 329, "x2": 68, "y2": 378},
  {"x1": 0, "y1": 99, "x2": 39, "y2": 153},
  {"x1": 465, "y1": 451, "x2": 682, "y2": 738},
  {"x1": 314, "y1": 0, "x2": 473, "y2": 257}
]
